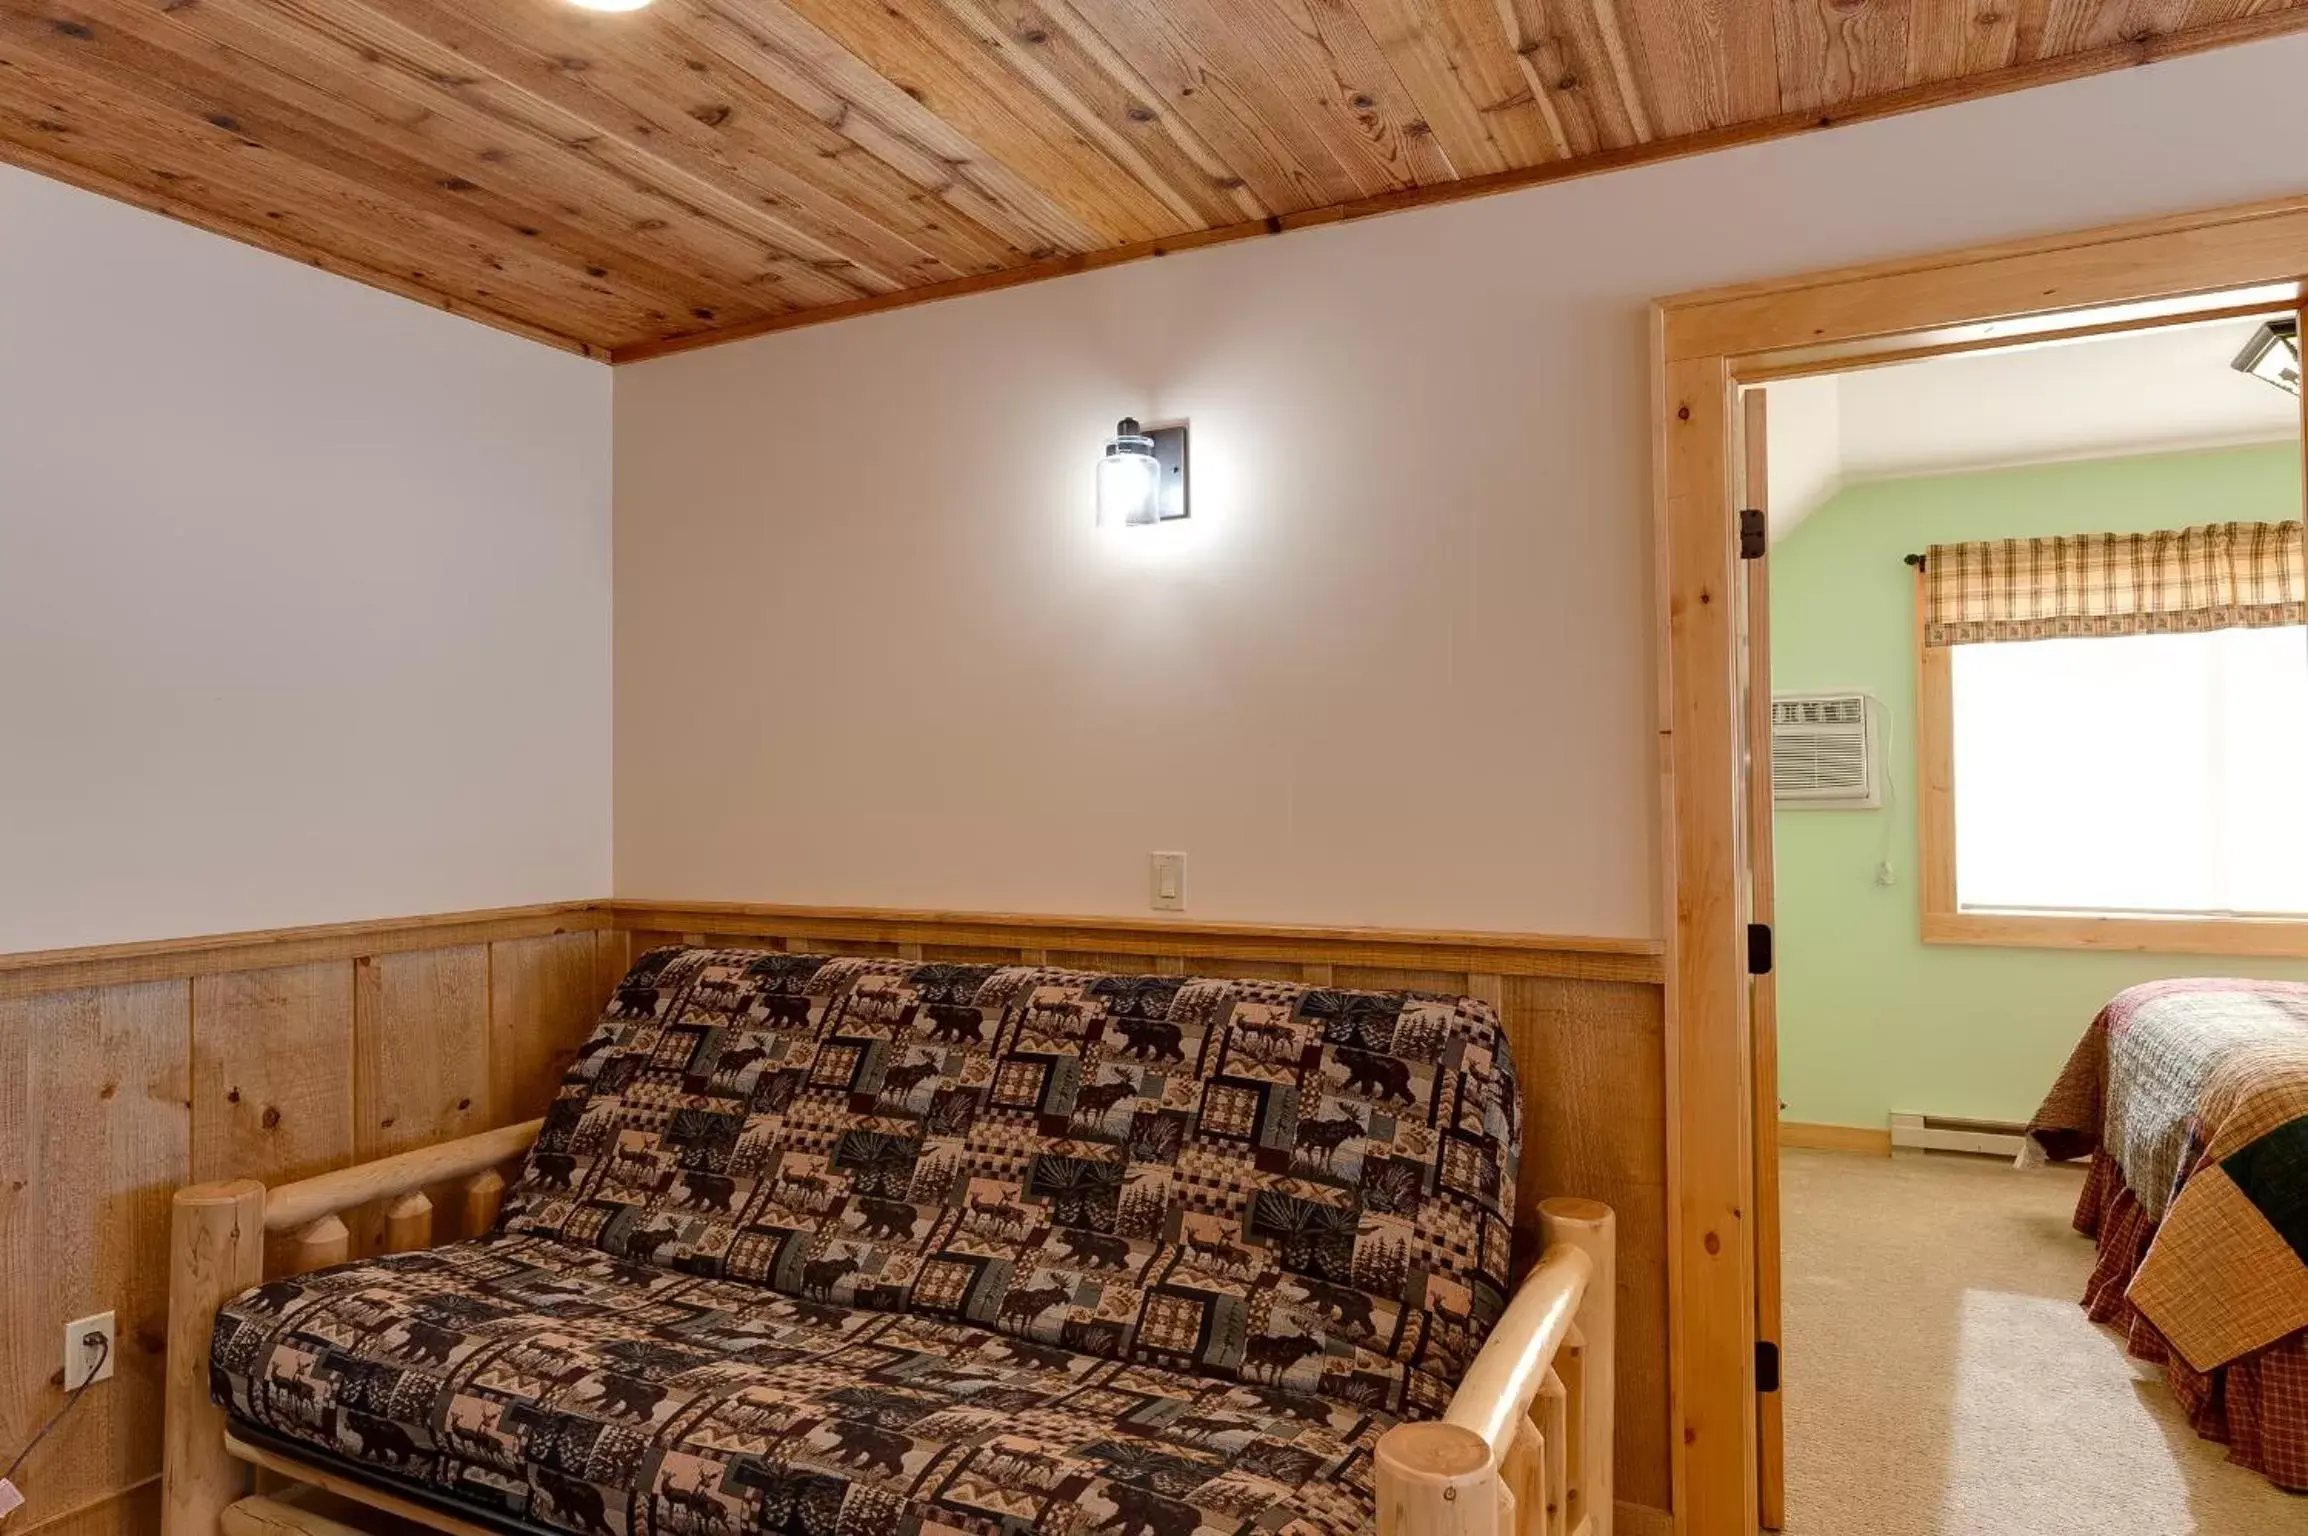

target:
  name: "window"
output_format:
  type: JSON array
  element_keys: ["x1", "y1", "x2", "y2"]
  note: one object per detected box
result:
[
  {"x1": 1916, "y1": 521, "x2": 2308, "y2": 953},
  {"x1": 1949, "y1": 628, "x2": 2308, "y2": 916}
]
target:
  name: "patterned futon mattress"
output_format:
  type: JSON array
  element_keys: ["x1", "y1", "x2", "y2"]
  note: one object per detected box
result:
[
  {"x1": 204, "y1": 942, "x2": 1530, "y2": 1536},
  {"x1": 211, "y1": 1232, "x2": 1391, "y2": 1536}
]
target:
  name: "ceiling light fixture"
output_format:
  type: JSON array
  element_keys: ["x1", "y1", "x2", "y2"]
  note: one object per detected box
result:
[
  {"x1": 2231, "y1": 317, "x2": 2300, "y2": 397},
  {"x1": 564, "y1": 0, "x2": 653, "y2": 11}
]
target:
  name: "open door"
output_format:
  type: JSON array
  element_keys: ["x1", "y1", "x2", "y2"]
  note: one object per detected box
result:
[{"x1": 1739, "y1": 387, "x2": 1787, "y2": 1530}]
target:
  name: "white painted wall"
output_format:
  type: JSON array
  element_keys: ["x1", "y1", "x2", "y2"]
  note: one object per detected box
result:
[
  {"x1": 614, "y1": 34, "x2": 2308, "y2": 939},
  {"x1": 1764, "y1": 374, "x2": 1843, "y2": 544},
  {"x1": 0, "y1": 165, "x2": 613, "y2": 952},
  {"x1": 1835, "y1": 317, "x2": 2298, "y2": 480}
]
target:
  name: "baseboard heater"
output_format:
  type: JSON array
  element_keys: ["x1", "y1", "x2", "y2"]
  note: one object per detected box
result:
[{"x1": 1889, "y1": 1113, "x2": 2029, "y2": 1158}]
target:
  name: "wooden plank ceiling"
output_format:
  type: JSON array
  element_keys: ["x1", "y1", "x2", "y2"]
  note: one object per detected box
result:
[{"x1": 2, "y1": 1, "x2": 2302, "y2": 363}]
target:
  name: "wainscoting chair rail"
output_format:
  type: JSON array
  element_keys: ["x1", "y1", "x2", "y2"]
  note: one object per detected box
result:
[
  {"x1": 0, "y1": 900, "x2": 610, "y2": 998},
  {"x1": 610, "y1": 899, "x2": 1666, "y2": 984}
]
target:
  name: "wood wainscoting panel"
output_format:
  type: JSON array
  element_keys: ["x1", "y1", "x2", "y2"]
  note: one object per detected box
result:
[
  {"x1": 1507, "y1": 975, "x2": 1672, "y2": 1514},
  {"x1": 17, "y1": 1479, "x2": 163, "y2": 1536},
  {"x1": 191, "y1": 962, "x2": 358, "y2": 1281},
  {"x1": 190, "y1": 963, "x2": 357, "y2": 1185},
  {"x1": 0, "y1": 984, "x2": 188, "y2": 1527},
  {"x1": 487, "y1": 932, "x2": 621, "y2": 1129},
  {"x1": 352, "y1": 948, "x2": 490, "y2": 1252},
  {"x1": 0, "y1": 904, "x2": 620, "y2": 1536}
]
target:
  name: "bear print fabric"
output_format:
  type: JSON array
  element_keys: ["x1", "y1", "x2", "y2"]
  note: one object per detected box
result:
[
  {"x1": 501, "y1": 947, "x2": 1522, "y2": 1419},
  {"x1": 209, "y1": 1231, "x2": 1387, "y2": 1536}
]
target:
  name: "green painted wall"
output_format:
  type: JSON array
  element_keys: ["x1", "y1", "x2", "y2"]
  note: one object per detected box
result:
[{"x1": 1771, "y1": 442, "x2": 2308, "y2": 1130}]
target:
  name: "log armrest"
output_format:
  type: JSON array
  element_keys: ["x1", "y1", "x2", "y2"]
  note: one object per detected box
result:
[
  {"x1": 163, "y1": 1119, "x2": 545, "y2": 1536},
  {"x1": 1375, "y1": 1199, "x2": 1616, "y2": 1536}
]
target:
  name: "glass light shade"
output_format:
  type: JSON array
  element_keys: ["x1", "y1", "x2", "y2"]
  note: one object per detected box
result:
[{"x1": 1099, "y1": 424, "x2": 1162, "y2": 526}]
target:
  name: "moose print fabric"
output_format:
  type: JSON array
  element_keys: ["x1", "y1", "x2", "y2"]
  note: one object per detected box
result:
[
  {"x1": 209, "y1": 1230, "x2": 1390, "y2": 1536},
  {"x1": 502, "y1": 947, "x2": 1524, "y2": 1419}
]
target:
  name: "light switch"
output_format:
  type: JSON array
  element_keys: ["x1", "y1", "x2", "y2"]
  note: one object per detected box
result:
[{"x1": 1150, "y1": 852, "x2": 1186, "y2": 912}]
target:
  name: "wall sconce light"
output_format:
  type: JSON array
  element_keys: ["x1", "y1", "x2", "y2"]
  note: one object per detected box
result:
[
  {"x1": 2232, "y1": 317, "x2": 2300, "y2": 396},
  {"x1": 1099, "y1": 418, "x2": 1189, "y2": 526}
]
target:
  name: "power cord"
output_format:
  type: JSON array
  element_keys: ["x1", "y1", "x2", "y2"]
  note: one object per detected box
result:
[{"x1": 0, "y1": 1331, "x2": 111, "y2": 1516}]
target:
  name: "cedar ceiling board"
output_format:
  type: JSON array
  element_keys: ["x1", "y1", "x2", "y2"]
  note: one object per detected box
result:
[
  {"x1": 262, "y1": 0, "x2": 877, "y2": 304},
  {"x1": 1344, "y1": 0, "x2": 1560, "y2": 175},
  {"x1": 670, "y1": 2, "x2": 1064, "y2": 259},
  {"x1": 340, "y1": 0, "x2": 915, "y2": 303},
  {"x1": 13, "y1": 6, "x2": 716, "y2": 335},
  {"x1": 350, "y1": 946, "x2": 489, "y2": 1253},
  {"x1": 775, "y1": 0, "x2": 1191, "y2": 243},
  {"x1": 679, "y1": 0, "x2": 1111, "y2": 255},
  {"x1": 359, "y1": 0, "x2": 966, "y2": 296},
  {"x1": 930, "y1": 0, "x2": 1258, "y2": 231},
  {"x1": 1055, "y1": 0, "x2": 1346, "y2": 212},
  {"x1": 82, "y1": 0, "x2": 808, "y2": 317},
  {"x1": 1236, "y1": 0, "x2": 1461, "y2": 187},
  {"x1": 1123, "y1": 0, "x2": 1444, "y2": 197},
  {"x1": 0, "y1": 48, "x2": 629, "y2": 344},
  {"x1": 502, "y1": 0, "x2": 1038, "y2": 278},
  {"x1": 1495, "y1": 0, "x2": 1655, "y2": 153},
  {"x1": 1772, "y1": 0, "x2": 1924, "y2": 114},
  {"x1": 6, "y1": 4, "x2": 2308, "y2": 356},
  {"x1": 0, "y1": 984, "x2": 188, "y2": 1524}
]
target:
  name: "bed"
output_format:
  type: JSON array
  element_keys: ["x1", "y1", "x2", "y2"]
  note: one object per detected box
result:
[{"x1": 2026, "y1": 977, "x2": 2308, "y2": 1491}]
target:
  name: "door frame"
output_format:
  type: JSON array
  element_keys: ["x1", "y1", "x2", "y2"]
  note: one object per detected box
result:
[{"x1": 1649, "y1": 191, "x2": 2308, "y2": 1536}]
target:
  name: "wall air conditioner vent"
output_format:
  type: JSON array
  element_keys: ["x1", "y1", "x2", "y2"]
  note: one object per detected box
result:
[{"x1": 1771, "y1": 692, "x2": 1881, "y2": 808}]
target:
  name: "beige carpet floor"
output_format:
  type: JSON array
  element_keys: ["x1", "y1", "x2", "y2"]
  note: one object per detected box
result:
[{"x1": 1779, "y1": 1147, "x2": 2303, "y2": 1535}]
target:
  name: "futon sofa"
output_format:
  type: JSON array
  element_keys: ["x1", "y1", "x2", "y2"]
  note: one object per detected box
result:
[{"x1": 172, "y1": 946, "x2": 1614, "y2": 1536}]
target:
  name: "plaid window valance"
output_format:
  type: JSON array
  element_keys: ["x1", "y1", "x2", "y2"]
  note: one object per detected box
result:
[{"x1": 1922, "y1": 521, "x2": 2306, "y2": 646}]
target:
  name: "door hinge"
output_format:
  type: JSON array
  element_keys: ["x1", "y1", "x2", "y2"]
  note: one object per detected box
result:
[
  {"x1": 1748, "y1": 922, "x2": 1773, "y2": 976},
  {"x1": 1739, "y1": 507, "x2": 1767, "y2": 559},
  {"x1": 1756, "y1": 1340, "x2": 1781, "y2": 1394}
]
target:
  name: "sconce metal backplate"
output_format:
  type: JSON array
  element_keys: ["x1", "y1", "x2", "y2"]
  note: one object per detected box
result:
[{"x1": 1147, "y1": 422, "x2": 1190, "y2": 520}]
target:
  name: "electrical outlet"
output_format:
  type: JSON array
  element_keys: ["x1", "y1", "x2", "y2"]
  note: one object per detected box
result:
[
  {"x1": 65, "y1": 1312, "x2": 114, "y2": 1389},
  {"x1": 1149, "y1": 852, "x2": 1186, "y2": 912}
]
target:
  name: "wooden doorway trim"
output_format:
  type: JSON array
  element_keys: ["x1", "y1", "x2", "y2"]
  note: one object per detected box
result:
[{"x1": 1649, "y1": 193, "x2": 2308, "y2": 1536}]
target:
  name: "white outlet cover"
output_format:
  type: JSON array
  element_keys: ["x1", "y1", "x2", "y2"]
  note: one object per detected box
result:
[{"x1": 65, "y1": 1311, "x2": 114, "y2": 1388}]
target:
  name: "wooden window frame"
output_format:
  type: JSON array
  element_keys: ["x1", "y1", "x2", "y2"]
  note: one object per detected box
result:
[
  {"x1": 1913, "y1": 573, "x2": 2308, "y2": 958},
  {"x1": 1653, "y1": 196, "x2": 2308, "y2": 1536}
]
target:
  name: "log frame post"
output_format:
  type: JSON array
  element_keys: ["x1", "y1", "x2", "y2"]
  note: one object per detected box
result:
[
  {"x1": 1375, "y1": 1198, "x2": 1616, "y2": 1536},
  {"x1": 164, "y1": 1119, "x2": 545, "y2": 1536},
  {"x1": 165, "y1": 1180, "x2": 266, "y2": 1536}
]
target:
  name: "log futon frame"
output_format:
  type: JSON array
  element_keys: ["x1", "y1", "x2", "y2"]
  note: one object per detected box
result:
[{"x1": 164, "y1": 952, "x2": 1616, "y2": 1536}]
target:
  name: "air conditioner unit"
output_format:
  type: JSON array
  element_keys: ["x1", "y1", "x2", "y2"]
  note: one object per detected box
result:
[{"x1": 1771, "y1": 692, "x2": 1881, "y2": 809}]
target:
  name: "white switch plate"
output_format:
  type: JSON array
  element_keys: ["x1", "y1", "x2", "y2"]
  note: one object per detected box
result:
[
  {"x1": 65, "y1": 1311, "x2": 114, "y2": 1388},
  {"x1": 1149, "y1": 852, "x2": 1187, "y2": 912}
]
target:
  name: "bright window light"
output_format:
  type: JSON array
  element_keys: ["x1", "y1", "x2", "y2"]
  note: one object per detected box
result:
[{"x1": 1952, "y1": 626, "x2": 2308, "y2": 915}]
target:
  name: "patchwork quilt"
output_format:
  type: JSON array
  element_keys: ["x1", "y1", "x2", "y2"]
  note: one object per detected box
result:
[
  {"x1": 212, "y1": 946, "x2": 1526, "y2": 1536},
  {"x1": 2028, "y1": 977, "x2": 2308, "y2": 1370},
  {"x1": 210, "y1": 1233, "x2": 1389, "y2": 1536}
]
